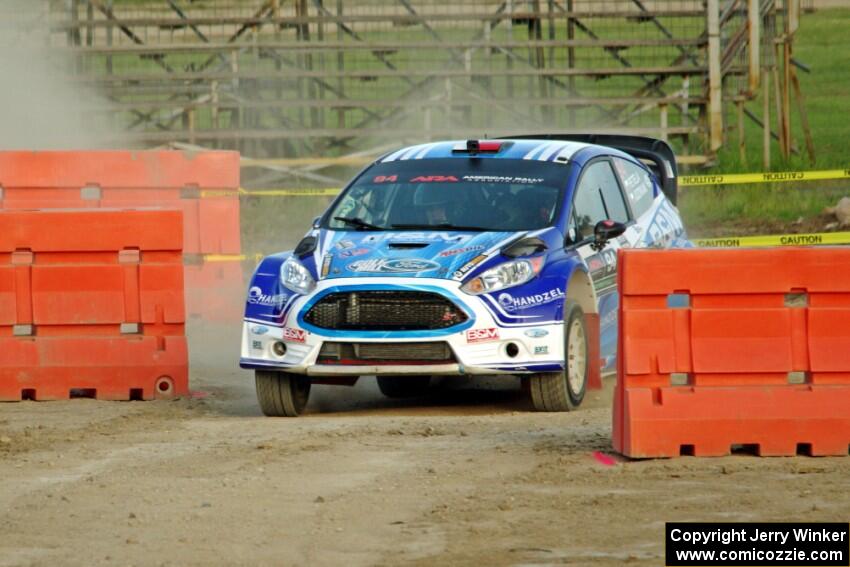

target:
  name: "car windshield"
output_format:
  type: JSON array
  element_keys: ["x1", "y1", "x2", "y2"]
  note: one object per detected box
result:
[{"x1": 326, "y1": 158, "x2": 570, "y2": 232}]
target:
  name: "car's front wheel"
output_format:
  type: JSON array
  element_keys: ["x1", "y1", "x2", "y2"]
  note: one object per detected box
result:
[
  {"x1": 376, "y1": 376, "x2": 431, "y2": 398},
  {"x1": 255, "y1": 370, "x2": 311, "y2": 417},
  {"x1": 528, "y1": 300, "x2": 588, "y2": 411}
]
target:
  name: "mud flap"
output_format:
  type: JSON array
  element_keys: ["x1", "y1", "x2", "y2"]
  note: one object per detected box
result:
[{"x1": 585, "y1": 312, "x2": 602, "y2": 390}]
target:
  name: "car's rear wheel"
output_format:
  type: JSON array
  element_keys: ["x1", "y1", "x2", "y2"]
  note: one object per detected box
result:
[
  {"x1": 376, "y1": 375, "x2": 431, "y2": 398},
  {"x1": 529, "y1": 300, "x2": 588, "y2": 412},
  {"x1": 255, "y1": 370, "x2": 311, "y2": 417}
]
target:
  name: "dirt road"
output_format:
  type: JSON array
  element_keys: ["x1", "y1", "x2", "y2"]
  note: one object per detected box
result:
[{"x1": 1, "y1": 324, "x2": 848, "y2": 567}]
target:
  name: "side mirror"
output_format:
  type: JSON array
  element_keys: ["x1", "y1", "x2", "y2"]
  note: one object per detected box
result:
[
  {"x1": 312, "y1": 216, "x2": 321, "y2": 229},
  {"x1": 592, "y1": 220, "x2": 626, "y2": 250}
]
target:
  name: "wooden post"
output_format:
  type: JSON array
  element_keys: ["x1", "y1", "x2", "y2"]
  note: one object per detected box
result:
[
  {"x1": 762, "y1": 69, "x2": 771, "y2": 169},
  {"x1": 336, "y1": 0, "x2": 344, "y2": 132},
  {"x1": 737, "y1": 100, "x2": 747, "y2": 167},
  {"x1": 707, "y1": 0, "x2": 723, "y2": 153},
  {"x1": 106, "y1": 0, "x2": 113, "y2": 76},
  {"x1": 772, "y1": 63, "x2": 787, "y2": 158},
  {"x1": 659, "y1": 103, "x2": 668, "y2": 143},
  {"x1": 748, "y1": 0, "x2": 760, "y2": 93},
  {"x1": 566, "y1": 0, "x2": 575, "y2": 127},
  {"x1": 791, "y1": 67, "x2": 816, "y2": 163},
  {"x1": 211, "y1": 81, "x2": 219, "y2": 130},
  {"x1": 506, "y1": 0, "x2": 513, "y2": 99},
  {"x1": 782, "y1": 0, "x2": 797, "y2": 160}
]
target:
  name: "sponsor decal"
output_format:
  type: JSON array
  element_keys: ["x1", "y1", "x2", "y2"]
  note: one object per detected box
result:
[
  {"x1": 282, "y1": 327, "x2": 307, "y2": 343},
  {"x1": 524, "y1": 328, "x2": 549, "y2": 338},
  {"x1": 587, "y1": 248, "x2": 617, "y2": 277},
  {"x1": 452, "y1": 253, "x2": 487, "y2": 280},
  {"x1": 534, "y1": 345, "x2": 549, "y2": 355},
  {"x1": 363, "y1": 232, "x2": 470, "y2": 244},
  {"x1": 461, "y1": 175, "x2": 544, "y2": 184},
  {"x1": 348, "y1": 258, "x2": 440, "y2": 273},
  {"x1": 466, "y1": 328, "x2": 500, "y2": 343},
  {"x1": 321, "y1": 254, "x2": 332, "y2": 278},
  {"x1": 439, "y1": 245, "x2": 485, "y2": 258},
  {"x1": 251, "y1": 340, "x2": 263, "y2": 350},
  {"x1": 250, "y1": 325, "x2": 270, "y2": 336},
  {"x1": 497, "y1": 288, "x2": 565, "y2": 312},
  {"x1": 645, "y1": 200, "x2": 685, "y2": 247},
  {"x1": 373, "y1": 175, "x2": 398, "y2": 183},
  {"x1": 247, "y1": 286, "x2": 288, "y2": 308},
  {"x1": 338, "y1": 247, "x2": 370, "y2": 258},
  {"x1": 410, "y1": 175, "x2": 458, "y2": 183}
]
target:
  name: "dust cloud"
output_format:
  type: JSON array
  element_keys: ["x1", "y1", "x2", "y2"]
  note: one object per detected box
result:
[{"x1": 0, "y1": 0, "x2": 125, "y2": 150}]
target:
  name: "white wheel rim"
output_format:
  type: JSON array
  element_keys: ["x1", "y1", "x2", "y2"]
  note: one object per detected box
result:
[{"x1": 566, "y1": 318, "x2": 587, "y2": 395}]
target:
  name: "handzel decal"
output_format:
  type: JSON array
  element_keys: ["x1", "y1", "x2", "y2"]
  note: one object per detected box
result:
[
  {"x1": 497, "y1": 288, "x2": 565, "y2": 312},
  {"x1": 348, "y1": 258, "x2": 440, "y2": 273},
  {"x1": 282, "y1": 327, "x2": 307, "y2": 343},
  {"x1": 248, "y1": 286, "x2": 288, "y2": 308},
  {"x1": 466, "y1": 328, "x2": 499, "y2": 343}
]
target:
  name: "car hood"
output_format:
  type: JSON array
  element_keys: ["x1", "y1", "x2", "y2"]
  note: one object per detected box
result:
[{"x1": 317, "y1": 229, "x2": 522, "y2": 280}]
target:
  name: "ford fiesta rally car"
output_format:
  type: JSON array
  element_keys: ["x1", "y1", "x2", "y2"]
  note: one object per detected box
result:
[{"x1": 241, "y1": 135, "x2": 688, "y2": 416}]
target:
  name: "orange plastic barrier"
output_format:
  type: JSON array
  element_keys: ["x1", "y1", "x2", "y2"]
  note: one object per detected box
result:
[
  {"x1": 0, "y1": 150, "x2": 240, "y2": 255},
  {"x1": 0, "y1": 209, "x2": 188, "y2": 401},
  {"x1": 614, "y1": 247, "x2": 850, "y2": 457}
]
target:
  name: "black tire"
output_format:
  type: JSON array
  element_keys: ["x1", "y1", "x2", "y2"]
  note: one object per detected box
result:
[
  {"x1": 376, "y1": 375, "x2": 431, "y2": 398},
  {"x1": 255, "y1": 370, "x2": 311, "y2": 417},
  {"x1": 529, "y1": 300, "x2": 588, "y2": 412}
]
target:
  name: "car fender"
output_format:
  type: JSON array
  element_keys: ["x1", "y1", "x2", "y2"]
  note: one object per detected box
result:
[{"x1": 244, "y1": 252, "x2": 294, "y2": 325}]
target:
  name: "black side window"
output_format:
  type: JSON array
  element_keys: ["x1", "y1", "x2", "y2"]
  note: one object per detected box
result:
[
  {"x1": 612, "y1": 157, "x2": 655, "y2": 218},
  {"x1": 571, "y1": 161, "x2": 629, "y2": 240}
]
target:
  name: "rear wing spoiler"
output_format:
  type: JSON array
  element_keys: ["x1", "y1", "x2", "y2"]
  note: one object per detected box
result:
[{"x1": 500, "y1": 134, "x2": 678, "y2": 205}]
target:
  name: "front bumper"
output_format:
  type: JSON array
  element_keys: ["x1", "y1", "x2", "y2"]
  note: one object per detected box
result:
[{"x1": 239, "y1": 278, "x2": 565, "y2": 376}]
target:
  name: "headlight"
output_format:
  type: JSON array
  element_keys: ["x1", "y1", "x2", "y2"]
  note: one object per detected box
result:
[
  {"x1": 460, "y1": 257, "x2": 543, "y2": 295},
  {"x1": 280, "y1": 256, "x2": 316, "y2": 294}
]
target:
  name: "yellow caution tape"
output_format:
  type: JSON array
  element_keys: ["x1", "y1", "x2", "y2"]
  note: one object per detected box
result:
[
  {"x1": 681, "y1": 168, "x2": 850, "y2": 187},
  {"x1": 694, "y1": 231, "x2": 850, "y2": 248}
]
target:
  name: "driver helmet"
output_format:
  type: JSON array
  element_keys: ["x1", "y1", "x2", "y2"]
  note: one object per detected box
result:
[{"x1": 412, "y1": 184, "x2": 455, "y2": 207}]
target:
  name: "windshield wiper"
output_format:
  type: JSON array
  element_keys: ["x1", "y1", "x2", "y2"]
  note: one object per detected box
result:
[
  {"x1": 391, "y1": 223, "x2": 489, "y2": 231},
  {"x1": 333, "y1": 216, "x2": 383, "y2": 230}
]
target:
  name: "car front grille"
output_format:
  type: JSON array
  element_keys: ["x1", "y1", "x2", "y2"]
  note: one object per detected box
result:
[
  {"x1": 318, "y1": 341, "x2": 455, "y2": 364},
  {"x1": 304, "y1": 291, "x2": 467, "y2": 331}
]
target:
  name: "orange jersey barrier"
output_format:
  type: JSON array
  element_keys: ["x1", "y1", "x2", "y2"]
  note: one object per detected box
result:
[
  {"x1": 0, "y1": 150, "x2": 241, "y2": 255},
  {"x1": 0, "y1": 209, "x2": 188, "y2": 401},
  {"x1": 614, "y1": 247, "x2": 850, "y2": 457}
]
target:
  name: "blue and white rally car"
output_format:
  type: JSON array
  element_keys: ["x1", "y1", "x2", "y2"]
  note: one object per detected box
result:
[{"x1": 241, "y1": 134, "x2": 688, "y2": 416}]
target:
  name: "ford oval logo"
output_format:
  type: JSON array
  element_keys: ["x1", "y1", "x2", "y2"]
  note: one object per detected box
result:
[
  {"x1": 251, "y1": 325, "x2": 270, "y2": 336},
  {"x1": 348, "y1": 258, "x2": 440, "y2": 273},
  {"x1": 524, "y1": 328, "x2": 549, "y2": 338}
]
